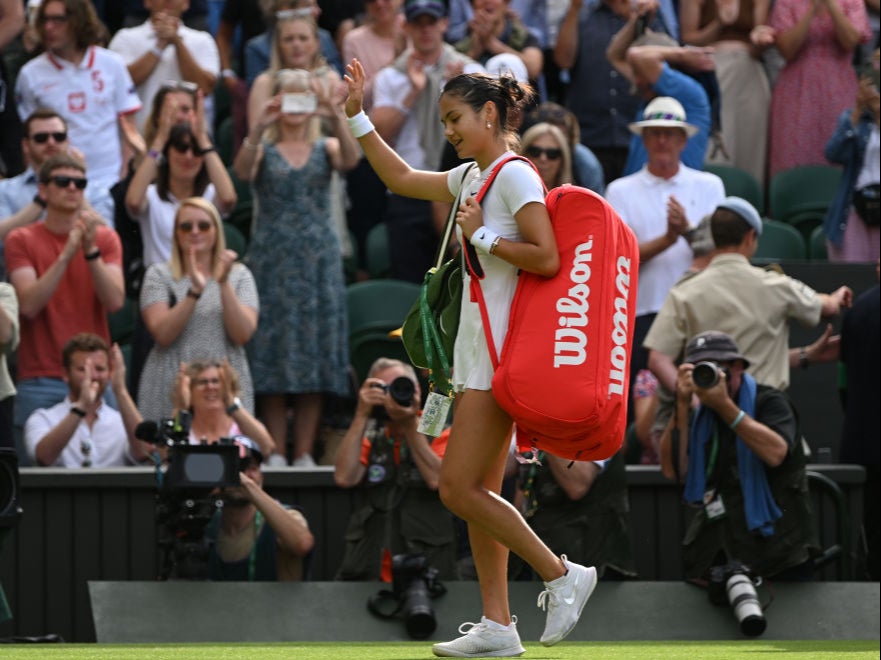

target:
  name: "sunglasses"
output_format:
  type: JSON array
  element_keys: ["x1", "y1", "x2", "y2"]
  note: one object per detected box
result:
[
  {"x1": 525, "y1": 146, "x2": 562, "y2": 161},
  {"x1": 178, "y1": 220, "x2": 214, "y2": 233},
  {"x1": 30, "y1": 131, "x2": 67, "y2": 144},
  {"x1": 47, "y1": 175, "x2": 87, "y2": 189},
  {"x1": 170, "y1": 141, "x2": 200, "y2": 155},
  {"x1": 81, "y1": 438, "x2": 93, "y2": 468}
]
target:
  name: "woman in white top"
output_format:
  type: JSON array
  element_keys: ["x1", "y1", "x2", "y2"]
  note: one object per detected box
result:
[
  {"x1": 343, "y1": 59, "x2": 596, "y2": 657},
  {"x1": 126, "y1": 89, "x2": 237, "y2": 269}
]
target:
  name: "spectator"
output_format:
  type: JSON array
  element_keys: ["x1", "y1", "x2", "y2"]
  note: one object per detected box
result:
[
  {"x1": 24, "y1": 333, "x2": 150, "y2": 467},
  {"x1": 520, "y1": 101, "x2": 605, "y2": 194},
  {"x1": 514, "y1": 450, "x2": 637, "y2": 580},
  {"x1": 341, "y1": 0, "x2": 406, "y2": 278},
  {"x1": 453, "y1": 0, "x2": 544, "y2": 83},
  {"x1": 244, "y1": 0, "x2": 345, "y2": 88},
  {"x1": 605, "y1": 97, "x2": 724, "y2": 419},
  {"x1": 0, "y1": 109, "x2": 113, "y2": 278},
  {"x1": 117, "y1": 0, "x2": 210, "y2": 32},
  {"x1": 645, "y1": 196, "x2": 853, "y2": 396},
  {"x1": 341, "y1": 0, "x2": 405, "y2": 112},
  {"x1": 679, "y1": 0, "x2": 776, "y2": 184},
  {"x1": 0, "y1": 283, "x2": 18, "y2": 447},
  {"x1": 247, "y1": 11, "x2": 345, "y2": 133},
  {"x1": 126, "y1": 96, "x2": 237, "y2": 272},
  {"x1": 838, "y1": 267, "x2": 879, "y2": 580},
  {"x1": 205, "y1": 434, "x2": 315, "y2": 581},
  {"x1": 234, "y1": 68, "x2": 359, "y2": 467},
  {"x1": 108, "y1": 0, "x2": 220, "y2": 134},
  {"x1": 5, "y1": 153, "x2": 125, "y2": 459},
  {"x1": 658, "y1": 331, "x2": 817, "y2": 581},
  {"x1": 334, "y1": 358, "x2": 458, "y2": 581},
  {"x1": 519, "y1": 121, "x2": 574, "y2": 188},
  {"x1": 768, "y1": 0, "x2": 871, "y2": 177},
  {"x1": 822, "y1": 53, "x2": 880, "y2": 263},
  {"x1": 554, "y1": 0, "x2": 671, "y2": 184},
  {"x1": 170, "y1": 359, "x2": 275, "y2": 457},
  {"x1": 15, "y1": 0, "x2": 143, "y2": 227},
  {"x1": 0, "y1": 0, "x2": 25, "y2": 178},
  {"x1": 137, "y1": 197, "x2": 259, "y2": 424},
  {"x1": 372, "y1": 0, "x2": 483, "y2": 283},
  {"x1": 626, "y1": 368, "x2": 660, "y2": 464},
  {"x1": 606, "y1": 23, "x2": 715, "y2": 176}
]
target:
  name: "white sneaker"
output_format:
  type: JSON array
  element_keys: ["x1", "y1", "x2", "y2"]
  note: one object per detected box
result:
[
  {"x1": 291, "y1": 453, "x2": 316, "y2": 468},
  {"x1": 537, "y1": 555, "x2": 597, "y2": 646},
  {"x1": 432, "y1": 616, "x2": 526, "y2": 658},
  {"x1": 265, "y1": 453, "x2": 288, "y2": 467}
]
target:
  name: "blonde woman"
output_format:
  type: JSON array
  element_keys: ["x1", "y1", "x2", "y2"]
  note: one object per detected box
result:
[
  {"x1": 519, "y1": 122, "x2": 574, "y2": 190},
  {"x1": 137, "y1": 198, "x2": 259, "y2": 423},
  {"x1": 234, "y1": 68, "x2": 360, "y2": 467},
  {"x1": 171, "y1": 359, "x2": 274, "y2": 457}
]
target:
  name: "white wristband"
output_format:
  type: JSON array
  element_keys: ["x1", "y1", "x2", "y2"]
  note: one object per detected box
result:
[
  {"x1": 471, "y1": 227, "x2": 501, "y2": 254},
  {"x1": 346, "y1": 111, "x2": 375, "y2": 138}
]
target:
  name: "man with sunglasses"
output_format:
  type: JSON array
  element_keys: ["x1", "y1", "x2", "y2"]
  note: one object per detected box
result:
[
  {"x1": 657, "y1": 331, "x2": 816, "y2": 583},
  {"x1": 23, "y1": 332, "x2": 151, "y2": 468},
  {"x1": 4, "y1": 153, "x2": 126, "y2": 462},
  {"x1": 14, "y1": 0, "x2": 142, "y2": 228},
  {"x1": 0, "y1": 109, "x2": 115, "y2": 275},
  {"x1": 205, "y1": 435, "x2": 315, "y2": 581},
  {"x1": 109, "y1": 0, "x2": 220, "y2": 133}
]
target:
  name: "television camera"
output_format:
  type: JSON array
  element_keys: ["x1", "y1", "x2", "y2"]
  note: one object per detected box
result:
[{"x1": 135, "y1": 413, "x2": 256, "y2": 580}]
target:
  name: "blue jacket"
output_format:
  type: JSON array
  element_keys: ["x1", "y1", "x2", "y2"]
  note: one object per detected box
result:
[{"x1": 823, "y1": 109, "x2": 875, "y2": 247}]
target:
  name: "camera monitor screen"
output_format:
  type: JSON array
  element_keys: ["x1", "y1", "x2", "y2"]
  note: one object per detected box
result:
[{"x1": 164, "y1": 444, "x2": 240, "y2": 490}]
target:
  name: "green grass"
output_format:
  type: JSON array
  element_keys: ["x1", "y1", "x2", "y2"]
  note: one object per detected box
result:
[{"x1": 0, "y1": 641, "x2": 876, "y2": 660}]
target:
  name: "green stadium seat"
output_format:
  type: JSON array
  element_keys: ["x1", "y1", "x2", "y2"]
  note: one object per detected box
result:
[
  {"x1": 365, "y1": 223, "x2": 391, "y2": 279},
  {"x1": 810, "y1": 225, "x2": 828, "y2": 261},
  {"x1": 223, "y1": 222, "x2": 247, "y2": 257},
  {"x1": 703, "y1": 163, "x2": 765, "y2": 213},
  {"x1": 753, "y1": 218, "x2": 807, "y2": 262}
]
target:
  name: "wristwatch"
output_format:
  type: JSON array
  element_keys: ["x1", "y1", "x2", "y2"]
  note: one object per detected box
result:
[
  {"x1": 70, "y1": 406, "x2": 87, "y2": 418},
  {"x1": 225, "y1": 397, "x2": 242, "y2": 416}
]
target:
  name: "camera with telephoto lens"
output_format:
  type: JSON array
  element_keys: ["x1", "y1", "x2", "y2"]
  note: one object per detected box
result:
[
  {"x1": 692, "y1": 361, "x2": 729, "y2": 389},
  {"x1": 370, "y1": 376, "x2": 417, "y2": 420},
  {"x1": 708, "y1": 560, "x2": 766, "y2": 636},
  {"x1": 367, "y1": 553, "x2": 447, "y2": 639},
  {"x1": 135, "y1": 412, "x2": 253, "y2": 579}
]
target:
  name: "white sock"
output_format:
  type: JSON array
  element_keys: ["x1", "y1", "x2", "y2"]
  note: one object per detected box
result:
[{"x1": 482, "y1": 616, "x2": 515, "y2": 631}]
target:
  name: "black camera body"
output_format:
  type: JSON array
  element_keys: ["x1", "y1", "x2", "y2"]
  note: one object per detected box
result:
[
  {"x1": 368, "y1": 552, "x2": 446, "y2": 639},
  {"x1": 136, "y1": 413, "x2": 246, "y2": 579},
  {"x1": 692, "y1": 361, "x2": 729, "y2": 389},
  {"x1": 370, "y1": 376, "x2": 417, "y2": 420},
  {"x1": 708, "y1": 560, "x2": 766, "y2": 636}
]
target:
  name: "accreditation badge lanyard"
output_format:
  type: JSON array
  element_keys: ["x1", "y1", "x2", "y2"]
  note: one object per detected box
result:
[
  {"x1": 247, "y1": 510, "x2": 264, "y2": 581},
  {"x1": 703, "y1": 425, "x2": 727, "y2": 520}
]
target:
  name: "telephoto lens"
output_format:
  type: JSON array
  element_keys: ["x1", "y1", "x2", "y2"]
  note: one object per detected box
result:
[
  {"x1": 725, "y1": 572, "x2": 766, "y2": 636},
  {"x1": 387, "y1": 376, "x2": 416, "y2": 406},
  {"x1": 692, "y1": 361, "x2": 721, "y2": 389}
]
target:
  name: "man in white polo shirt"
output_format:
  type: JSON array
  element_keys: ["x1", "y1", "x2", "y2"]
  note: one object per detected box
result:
[
  {"x1": 109, "y1": 0, "x2": 220, "y2": 133},
  {"x1": 605, "y1": 96, "x2": 725, "y2": 414},
  {"x1": 14, "y1": 0, "x2": 142, "y2": 228}
]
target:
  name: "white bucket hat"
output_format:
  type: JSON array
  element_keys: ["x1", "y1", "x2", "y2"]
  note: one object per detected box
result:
[{"x1": 628, "y1": 96, "x2": 698, "y2": 138}]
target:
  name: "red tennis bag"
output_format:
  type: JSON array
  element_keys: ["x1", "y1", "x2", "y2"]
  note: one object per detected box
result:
[{"x1": 470, "y1": 160, "x2": 639, "y2": 462}]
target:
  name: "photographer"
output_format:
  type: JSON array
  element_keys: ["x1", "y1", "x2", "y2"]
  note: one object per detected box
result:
[
  {"x1": 205, "y1": 435, "x2": 314, "y2": 581},
  {"x1": 334, "y1": 358, "x2": 457, "y2": 581},
  {"x1": 659, "y1": 331, "x2": 817, "y2": 583}
]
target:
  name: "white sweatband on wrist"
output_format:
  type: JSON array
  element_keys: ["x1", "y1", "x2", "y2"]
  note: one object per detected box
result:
[
  {"x1": 346, "y1": 111, "x2": 375, "y2": 138},
  {"x1": 471, "y1": 227, "x2": 501, "y2": 254}
]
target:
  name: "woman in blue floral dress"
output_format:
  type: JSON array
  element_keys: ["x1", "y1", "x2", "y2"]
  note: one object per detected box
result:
[{"x1": 234, "y1": 68, "x2": 360, "y2": 466}]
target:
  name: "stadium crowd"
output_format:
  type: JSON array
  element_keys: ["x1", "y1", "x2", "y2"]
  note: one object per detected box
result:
[{"x1": 0, "y1": 0, "x2": 877, "y2": 593}]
